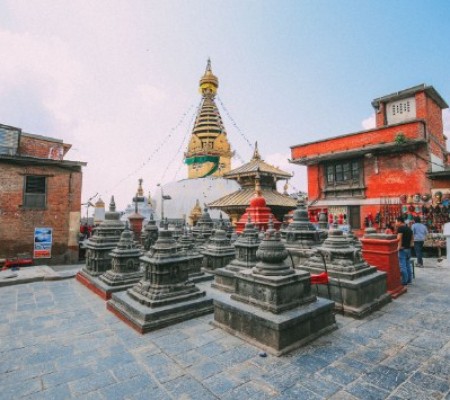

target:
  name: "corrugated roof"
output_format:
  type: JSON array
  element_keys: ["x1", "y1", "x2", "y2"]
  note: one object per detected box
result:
[
  {"x1": 224, "y1": 144, "x2": 292, "y2": 179},
  {"x1": 209, "y1": 187, "x2": 297, "y2": 208}
]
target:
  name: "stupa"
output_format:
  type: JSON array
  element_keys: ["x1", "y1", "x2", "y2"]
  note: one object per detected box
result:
[
  {"x1": 201, "y1": 228, "x2": 236, "y2": 274},
  {"x1": 282, "y1": 197, "x2": 322, "y2": 266},
  {"x1": 192, "y1": 206, "x2": 214, "y2": 243},
  {"x1": 159, "y1": 60, "x2": 239, "y2": 220},
  {"x1": 301, "y1": 228, "x2": 391, "y2": 318},
  {"x1": 213, "y1": 221, "x2": 337, "y2": 355},
  {"x1": 178, "y1": 227, "x2": 209, "y2": 282},
  {"x1": 95, "y1": 223, "x2": 144, "y2": 299},
  {"x1": 121, "y1": 179, "x2": 158, "y2": 224},
  {"x1": 107, "y1": 225, "x2": 213, "y2": 333},
  {"x1": 235, "y1": 178, "x2": 282, "y2": 233},
  {"x1": 77, "y1": 196, "x2": 125, "y2": 296},
  {"x1": 212, "y1": 215, "x2": 260, "y2": 293},
  {"x1": 140, "y1": 214, "x2": 159, "y2": 251}
]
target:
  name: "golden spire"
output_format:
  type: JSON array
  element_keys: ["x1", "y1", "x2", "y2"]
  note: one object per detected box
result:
[{"x1": 199, "y1": 58, "x2": 219, "y2": 98}]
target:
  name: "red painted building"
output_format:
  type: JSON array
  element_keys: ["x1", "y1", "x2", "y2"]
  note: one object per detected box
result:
[
  {"x1": 290, "y1": 84, "x2": 450, "y2": 233},
  {"x1": 0, "y1": 123, "x2": 86, "y2": 265}
]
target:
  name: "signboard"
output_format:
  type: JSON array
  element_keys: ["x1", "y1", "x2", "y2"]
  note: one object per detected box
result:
[{"x1": 34, "y1": 227, "x2": 53, "y2": 258}]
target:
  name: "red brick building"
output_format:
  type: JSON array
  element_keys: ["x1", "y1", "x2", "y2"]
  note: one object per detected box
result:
[
  {"x1": 290, "y1": 84, "x2": 449, "y2": 233},
  {"x1": 0, "y1": 123, "x2": 86, "y2": 264}
]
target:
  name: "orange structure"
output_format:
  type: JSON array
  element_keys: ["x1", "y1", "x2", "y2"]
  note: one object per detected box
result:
[
  {"x1": 361, "y1": 234, "x2": 407, "y2": 299},
  {"x1": 290, "y1": 84, "x2": 450, "y2": 233}
]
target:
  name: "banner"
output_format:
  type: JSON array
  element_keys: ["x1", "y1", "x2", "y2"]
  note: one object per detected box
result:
[{"x1": 34, "y1": 227, "x2": 53, "y2": 258}]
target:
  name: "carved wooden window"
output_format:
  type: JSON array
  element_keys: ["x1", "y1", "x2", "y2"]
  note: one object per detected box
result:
[{"x1": 326, "y1": 160, "x2": 361, "y2": 184}]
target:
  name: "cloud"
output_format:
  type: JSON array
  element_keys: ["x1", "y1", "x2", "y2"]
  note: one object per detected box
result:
[{"x1": 361, "y1": 114, "x2": 376, "y2": 130}]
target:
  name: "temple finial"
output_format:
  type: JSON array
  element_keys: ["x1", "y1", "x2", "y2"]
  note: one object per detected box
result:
[
  {"x1": 206, "y1": 58, "x2": 212, "y2": 73},
  {"x1": 199, "y1": 58, "x2": 218, "y2": 97},
  {"x1": 137, "y1": 178, "x2": 144, "y2": 197},
  {"x1": 252, "y1": 142, "x2": 261, "y2": 160}
]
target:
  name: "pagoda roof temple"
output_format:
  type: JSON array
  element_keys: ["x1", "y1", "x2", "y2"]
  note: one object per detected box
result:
[{"x1": 208, "y1": 143, "x2": 297, "y2": 224}]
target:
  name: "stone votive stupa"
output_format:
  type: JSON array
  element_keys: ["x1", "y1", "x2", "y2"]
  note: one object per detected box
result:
[
  {"x1": 201, "y1": 228, "x2": 236, "y2": 274},
  {"x1": 178, "y1": 227, "x2": 210, "y2": 283},
  {"x1": 212, "y1": 215, "x2": 260, "y2": 293},
  {"x1": 94, "y1": 222, "x2": 144, "y2": 299},
  {"x1": 282, "y1": 197, "x2": 321, "y2": 266},
  {"x1": 301, "y1": 228, "x2": 391, "y2": 318},
  {"x1": 141, "y1": 213, "x2": 159, "y2": 251},
  {"x1": 107, "y1": 224, "x2": 213, "y2": 333},
  {"x1": 192, "y1": 206, "x2": 214, "y2": 244},
  {"x1": 213, "y1": 221, "x2": 337, "y2": 356},
  {"x1": 77, "y1": 196, "x2": 125, "y2": 294}
]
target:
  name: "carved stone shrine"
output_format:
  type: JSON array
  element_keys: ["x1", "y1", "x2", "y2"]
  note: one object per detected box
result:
[
  {"x1": 107, "y1": 225, "x2": 213, "y2": 333},
  {"x1": 192, "y1": 206, "x2": 214, "y2": 243},
  {"x1": 301, "y1": 228, "x2": 391, "y2": 318},
  {"x1": 141, "y1": 214, "x2": 159, "y2": 251},
  {"x1": 212, "y1": 215, "x2": 260, "y2": 293},
  {"x1": 282, "y1": 198, "x2": 321, "y2": 266},
  {"x1": 178, "y1": 227, "x2": 211, "y2": 283},
  {"x1": 77, "y1": 196, "x2": 125, "y2": 296},
  {"x1": 201, "y1": 228, "x2": 236, "y2": 274},
  {"x1": 93, "y1": 223, "x2": 144, "y2": 299},
  {"x1": 213, "y1": 222, "x2": 337, "y2": 356}
]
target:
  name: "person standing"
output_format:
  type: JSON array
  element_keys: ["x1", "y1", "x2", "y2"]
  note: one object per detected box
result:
[
  {"x1": 396, "y1": 216, "x2": 414, "y2": 285},
  {"x1": 412, "y1": 216, "x2": 428, "y2": 268}
]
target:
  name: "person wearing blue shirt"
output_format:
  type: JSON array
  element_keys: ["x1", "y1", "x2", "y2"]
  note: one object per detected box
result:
[{"x1": 412, "y1": 216, "x2": 428, "y2": 268}]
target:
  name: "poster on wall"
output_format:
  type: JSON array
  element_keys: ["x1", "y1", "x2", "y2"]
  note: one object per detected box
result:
[{"x1": 34, "y1": 227, "x2": 53, "y2": 258}]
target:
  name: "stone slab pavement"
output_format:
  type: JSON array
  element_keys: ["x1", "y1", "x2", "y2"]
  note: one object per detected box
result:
[
  {"x1": 0, "y1": 259, "x2": 449, "y2": 399},
  {"x1": 0, "y1": 264, "x2": 82, "y2": 288}
]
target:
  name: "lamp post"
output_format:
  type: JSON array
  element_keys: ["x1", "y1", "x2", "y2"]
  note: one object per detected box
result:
[{"x1": 157, "y1": 184, "x2": 171, "y2": 222}]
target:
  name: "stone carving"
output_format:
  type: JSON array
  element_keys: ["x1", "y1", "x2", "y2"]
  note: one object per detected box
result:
[
  {"x1": 213, "y1": 220, "x2": 337, "y2": 355},
  {"x1": 301, "y1": 228, "x2": 391, "y2": 318},
  {"x1": 141, "y1": 213, "x2": 159, "y2": 251},
  {"x1": 202, "y1": 228, "x2": 236, "y2": 274}
]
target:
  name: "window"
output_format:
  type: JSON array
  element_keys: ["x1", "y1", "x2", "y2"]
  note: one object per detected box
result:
[
  {"x1": 23, "y1": 176, "x2": 46, "y2": 208},
  {"x1": 326, "y1": 160, "x2": 361, "y2": 184}
]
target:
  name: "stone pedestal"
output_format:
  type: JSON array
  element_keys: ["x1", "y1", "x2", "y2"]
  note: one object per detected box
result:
[
  {"x1": 202, "y1": 229, "x2": 236, "y2": 274},
  {"x1": 213, "y1": 224, "x2": 336, "y2": 356},
  {"x1": 107, "y1": 227, "x2": 213, "y2": 333},
  {"x1": 282, "y1": 198, "x2": 321, "y2": 266},
  {"x1": 212, "y1": 216, "x2": 260, "y2": 293},
  {"x1": 361, "y1": 234, "x2": 406, "y2": 299},
  {"x1": 301, "y1": 229, "x2": 391, "y2": 318},
  {"x1": 77, "y1": 196, "x2": 125, "y2": 292}
]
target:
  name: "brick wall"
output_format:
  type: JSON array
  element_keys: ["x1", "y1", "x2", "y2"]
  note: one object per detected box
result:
[
  {"x1": 19, "y1": 134, "x2": 71, "y2": 160},
  {"x1": 0, "y1": 162, "x2": 83, "y2": 264},
  {"x1": 291, "y1": 121, "x2": 425, "y2": 161}
]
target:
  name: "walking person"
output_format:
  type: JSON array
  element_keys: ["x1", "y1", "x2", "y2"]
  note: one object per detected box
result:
[
  {"x1": 412, "y1": 216, "x2": 428, "y2": 268},
  {"x1": 396, "y1": 216, "x2": 414, "y2": 285}
]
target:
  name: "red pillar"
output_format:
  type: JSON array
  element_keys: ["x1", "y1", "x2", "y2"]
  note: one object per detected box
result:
[{"x1": 361, "y1": 234, "x2": 407, "y2": 299}]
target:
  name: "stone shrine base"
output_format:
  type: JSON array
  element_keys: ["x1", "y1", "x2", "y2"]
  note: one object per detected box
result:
[
  {"x1": 107, "y1": 291, "x2": 214, "y2": 334},
  {"x1": 212, "y1": 291, "x2": 337, "y2": 356},
  {"x1": 75, "y1": 270, "x2": 136, "y2": 300}
]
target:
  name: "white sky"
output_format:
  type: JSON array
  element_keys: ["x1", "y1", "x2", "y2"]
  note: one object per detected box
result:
[{"x1": 1, "y1": 0, "x2": 449, "y2": 212}]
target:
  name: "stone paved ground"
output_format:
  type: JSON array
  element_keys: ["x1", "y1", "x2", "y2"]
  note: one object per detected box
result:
[{"x1": 1, "y1": 261, "x2": 450, "y2": 400}]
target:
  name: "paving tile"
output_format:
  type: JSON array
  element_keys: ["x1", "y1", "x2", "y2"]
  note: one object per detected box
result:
[
  {"x1": 43, "y1": 365, "x2": 94, "y2": 388},
  {"x1": 164, "y1": 374, "x2": 217, "y2": 400},
  {"x1": 99, "y1": 374, "x2": 158, "y2": 400},
  {"x1": 0, "y1": 377, "x2": 43, "y2": 399},
  {"x1": 188, "y1": 359, "x2": 224, "y2": 380},
  {"x1": 279, "y1": 384, "x2": 324, "y2": 400},
  {"x1": 300, "y1": 377, "x2": 343, "y2": 398},
  {"x1": 363, "y1": 365, "x2": 408, "y2": 391},
  {"x1": 203, "y1": 372, "x2": 244, "y2": 396},
  {"x1": 127, "y1": 386, "x2": 172, "y2": 400},
  {"x1": 345, "y1": 380, "x2": 390, "y2": 400},
  {"x1": 21, "y1": 383, "x2": 72, "y2": 400},
  {"x1": 221, "y1": 380, "x2": 278, "y2": 400},
  {"x1": 68, "y1": 370, "x2": 117, "y2": 396},
  {"x1": 408, "y1": 371, "x2": 450, "y2": 394},
  {"x1": 291, "y1": 354, "x2": 333, "y2": 374},
  {"x1": 317, "y1": 363, "x2": 362, "y2": 386}
]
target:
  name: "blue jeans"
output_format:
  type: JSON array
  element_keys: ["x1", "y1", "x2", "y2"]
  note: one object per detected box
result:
[
  {"x1": 398, "y1": 248, "x2": 412, "y2": 285},
  {"x1": 414, "y1": 241, "x2": 424, "y2": 265}
]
